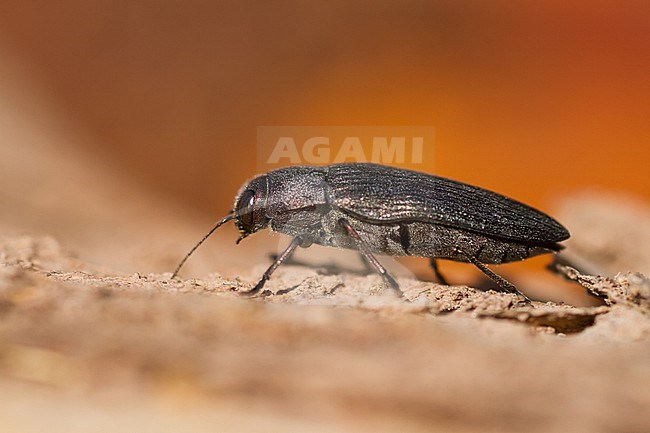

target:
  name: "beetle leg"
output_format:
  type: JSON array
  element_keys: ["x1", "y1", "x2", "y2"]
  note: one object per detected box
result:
[
  {"x1": 464, "y1": 255, "x2": 532, "y2": 303},
  {"x1": 267, "y1": 252, "x2": 300, "y2": 265},
  {"x1": 337, "y1": 218, "x2": 404, "y2": 298},
  {"x1": 356, "y1": 252, "x2": 376, "y2": 275},
  {"x1": 428, "y1": 258, "x2": 449, "y2": 285},
  {"x1": 245, "y1": 237, "x2": 302, "y2": 297}
]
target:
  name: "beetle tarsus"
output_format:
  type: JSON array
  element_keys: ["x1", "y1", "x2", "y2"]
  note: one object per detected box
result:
[
  {"x1": 429, "y1": 258, "x2": 449, "y2": 285},
  {"x1": 243, "y1": 236, "x2": 302, "y2": 297},
  {"x1": 384, "y1": 273, "x2": 402, "y2": 295},
  {"x1": 337, "y1": 218, "x2": 405, "y2": 298},
  {"x1": 245, "y1": 276, "x2": 268, "y2": 296}
]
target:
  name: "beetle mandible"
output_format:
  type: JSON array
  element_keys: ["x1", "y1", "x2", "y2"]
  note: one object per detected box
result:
[{"x1": 172, "y1": 163, "x2": 570, "y2": 301}]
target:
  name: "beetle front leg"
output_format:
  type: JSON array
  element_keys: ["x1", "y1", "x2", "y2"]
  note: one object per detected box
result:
[
  {"x1": 245, "y1": 236, "x2": 303, "y2": 297},
  {"x1": 337, "y1": 218, "x2": 404, "y2": 298}
]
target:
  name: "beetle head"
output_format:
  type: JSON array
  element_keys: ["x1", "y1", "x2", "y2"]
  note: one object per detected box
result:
[{"x1": 234, "y1": 175, "x2": 271, "y2": 242}]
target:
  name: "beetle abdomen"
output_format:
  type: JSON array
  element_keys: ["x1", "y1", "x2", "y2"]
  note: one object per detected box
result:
[
  {"x1": 319, "y1": 211, "x2": 558, "y2": 264},
  {"x1": 401, "y1": 221, "x2": 558, "y2": 264}
]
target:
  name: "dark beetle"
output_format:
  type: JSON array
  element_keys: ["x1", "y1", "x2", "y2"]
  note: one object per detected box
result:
[{"x1": 172, "y1": 163, "x2": 570, "y2": 300}]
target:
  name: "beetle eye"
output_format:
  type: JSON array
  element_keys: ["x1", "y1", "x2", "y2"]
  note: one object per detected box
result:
[{"x1": 237, "y1": 189, "x2": 257, "y2": 233}]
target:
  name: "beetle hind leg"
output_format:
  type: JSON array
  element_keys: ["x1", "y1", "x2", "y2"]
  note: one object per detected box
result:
[
  {"x1": 465, "y1": 255, "x2": 532, "y2": 303},
  {"x1": 428, "y1": 258, "x2": 449, "y2": 285},
  {"x1": 337, "y1": 218, "x2": 404, "y2": 298}
]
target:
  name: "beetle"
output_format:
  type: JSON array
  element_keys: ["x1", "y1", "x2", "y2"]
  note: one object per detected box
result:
[{"x1": 171, "y1": 162, "x2": 570, "y2": 301}]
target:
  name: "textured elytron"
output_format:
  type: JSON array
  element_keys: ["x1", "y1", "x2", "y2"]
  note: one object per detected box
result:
[{"x1": 325, "y1": 163, "x2": 570, "y2": 244}]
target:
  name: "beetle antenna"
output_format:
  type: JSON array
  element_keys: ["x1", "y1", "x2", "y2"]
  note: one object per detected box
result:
[{"x1": 171, "y1": 212, "x2": 235, "y2": 279}]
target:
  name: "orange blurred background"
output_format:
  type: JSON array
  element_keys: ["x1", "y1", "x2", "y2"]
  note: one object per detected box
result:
[{"x1": 0, "y1": 1, "x2": 648, "y2": 216}]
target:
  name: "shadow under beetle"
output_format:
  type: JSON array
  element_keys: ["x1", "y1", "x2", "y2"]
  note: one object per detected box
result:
[{"x1": 172, "y1": 163, "x2": 570, "y2": 301}]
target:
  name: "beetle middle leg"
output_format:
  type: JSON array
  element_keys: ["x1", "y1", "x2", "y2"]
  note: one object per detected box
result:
[
  {"x1": 428, "y1": 258, "x2": 449, "y2": 285},
  {"x1": 245, "y1": 236, "x2": 302, "y2": 296},
  {"x1": 337, "y1": 218, "x2": 404, "y2": 298}
]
